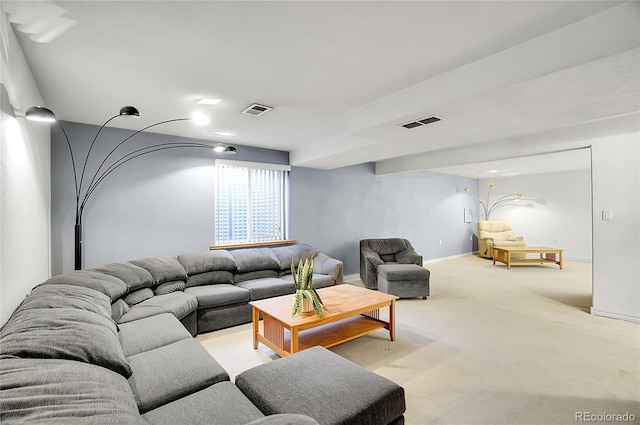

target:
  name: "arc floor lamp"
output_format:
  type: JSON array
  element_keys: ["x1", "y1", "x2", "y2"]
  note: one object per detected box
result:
[{"x1": 26, "y1": 105, "x2": 236, "y2": 270}]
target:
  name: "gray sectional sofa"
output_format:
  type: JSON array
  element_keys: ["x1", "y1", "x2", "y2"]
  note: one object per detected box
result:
[{"x1": 0, "y1": 243, "x2": 406, "y2": 425}]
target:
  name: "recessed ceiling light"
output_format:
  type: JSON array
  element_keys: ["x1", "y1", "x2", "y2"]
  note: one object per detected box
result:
[
  {"x1": 197, "y1": 98, "x2": 222, "y2": 105},
  {"x1": 214, "y1": 131, "x2": 235, "y2": 137},
  {"x1": 487, "y1": 170, "x2": 500, "y2": 173},
  {"x1": 191, "y1": 111, "x2": 210, "y2": 125}
]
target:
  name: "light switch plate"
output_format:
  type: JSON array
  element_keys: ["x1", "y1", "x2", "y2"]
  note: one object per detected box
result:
[{"x1": 602, "y1": 210, "x2": 613, "y2": 221}]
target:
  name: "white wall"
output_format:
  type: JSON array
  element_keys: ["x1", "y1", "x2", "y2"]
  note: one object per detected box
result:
[
  {"x1": 591, "y1": 133, "x2": 640, "y2": 322},
  {"x1": 0, "y1": 11, "x2": 51, "y2": 325},
  {"x1": 479, "y1": 167, "x2": 592, "y2": 262}
]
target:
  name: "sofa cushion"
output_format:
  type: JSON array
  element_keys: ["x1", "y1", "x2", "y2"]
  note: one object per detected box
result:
[
  {"x1": 186, "y1": 270, "x2": 235, "y2": 288},
  {"x1": 237, "y1": 278, "x2": 295, "y2": 301},
  {"x1": 231, "y1": 248, "x2": 281, "y2": 272},
  {"x1": 88, "y1": 261, "x2": 154, "y2": 291},
  {"x1": 111, "y1": 299, "x2": 130, "y2": 322},
  {"x1": 0, "y1": 308, "x2": 132, "y2": 378},
  {"x1": 142, "y1": 381, "x2": 265, "y2": 425},
  {"x1": 178, "y1": 250, "x2": 237, "y2": 274},
  {"x1": 236, "y1": 346, "x2": 406, "y2": 425},
  {"x1": 118, "y1": 291, "x2": 197, "y2": 323},
  {"x1": 279, "y1": 273, "x2": 335, "y2": 289},
  {"x1": 378, "y1": 264, "x2": 430, "y2": 282},
  {"x1": 234, "y1": 270, "x2": 279, "y2": 283},
  {"x1": 130, "y1": 256, "x2": 187, "y2": 284},
  {"x1": 118, "y1": 313, "x2": 192, "y2": 357},
  {"x1": 154, "y1": 280, "x2": 186, "y2": 295},
  {"x1": 124, "y1": 288, "x2": 155, "y2": 306},
  {"x1": 270, "y1": 243, "x2": 318, "y2": 271},
  {"x1": 0, "y1": 358, "x2": 147, "y2": 425},
  {"x1": 126, "y1": 338, "x2": 230, "y2": 413},
  {"x1": 38, "y1": 270, "x2": 128, "y2": 301},
  {"x1": 19, "y1": 283, "x2": 111, "y2": 318},
  {"x1": 185, "y1": 284, "x2": 250, "y2": 309}
]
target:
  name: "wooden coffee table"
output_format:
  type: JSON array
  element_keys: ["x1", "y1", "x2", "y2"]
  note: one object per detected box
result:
[
  {"x1": 250, "y1": 284, "x2": 398, "y2": 357},
  {"x1": 493, "y1": 246, "x2": 563, "y2": 269}
]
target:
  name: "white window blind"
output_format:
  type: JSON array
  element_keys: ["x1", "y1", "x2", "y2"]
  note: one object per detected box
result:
[{"x1": 214, "y1": 160, "x2": 290, "y2": 245}]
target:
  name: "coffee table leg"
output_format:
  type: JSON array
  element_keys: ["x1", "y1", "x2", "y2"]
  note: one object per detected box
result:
[
  {"x1": 291, "y1": 328, "x2": 299, "y2": 354},
  {"x1": 252, "y1": 306, "x2": 259, "y2": 349},
  {"x1": 559, "y1": 250, "x2": 563, "y2": 270},
  {"x1": 389, "y1": 300, "x2": 395, "y2": 341}
]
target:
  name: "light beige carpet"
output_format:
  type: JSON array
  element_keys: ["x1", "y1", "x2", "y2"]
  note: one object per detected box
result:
[{"x1": 197, "y1": 256, "x2": 639, "y2": 425}]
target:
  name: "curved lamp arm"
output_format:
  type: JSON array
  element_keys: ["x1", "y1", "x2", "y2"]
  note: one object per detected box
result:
[
  {"x1": 80, "y1": 142, "x2": 212, "y2": 215},
  {"x1": 54, "y1": 122, "x2": 80, "y2": 208},
  {"x1": 78, "y1": 114, "x2": 119, "y2": 196},
  {"x1": 84, "y1": 117, "x2": 191, "y2": 200}
]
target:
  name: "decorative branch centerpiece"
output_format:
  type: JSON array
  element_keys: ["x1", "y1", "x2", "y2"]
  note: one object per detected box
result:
[
  {"x1": 465, "y1": 183, "x2": 524, "y2": 220},
  {"x1": 291, "y1": 256, "x2": 325, "y2": 317}
]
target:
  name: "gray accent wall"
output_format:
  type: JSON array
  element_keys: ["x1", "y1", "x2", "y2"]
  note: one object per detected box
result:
[
  {"x1": 51, "y1": 121, "x2": 288, "y2": 275},
  {"x1": 290, "y1": 163, "x2": 478, "y2": 275}
]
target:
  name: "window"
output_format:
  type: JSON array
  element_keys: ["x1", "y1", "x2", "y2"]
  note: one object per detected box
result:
[{"x1": 214, "y1": 160, "x2": 290, "y2": 245}]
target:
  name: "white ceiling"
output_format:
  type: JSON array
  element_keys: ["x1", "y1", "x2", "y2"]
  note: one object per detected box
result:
[{"x1": 4, "y1": 1, "x2": 639, "y2": 177}]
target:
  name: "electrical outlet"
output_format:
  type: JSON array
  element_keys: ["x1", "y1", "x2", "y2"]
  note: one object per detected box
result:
[{"x1": 439, "y1": 240, "x2": 443, "y2": 245}]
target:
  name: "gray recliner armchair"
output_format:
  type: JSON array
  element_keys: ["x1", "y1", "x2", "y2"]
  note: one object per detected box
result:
[{"x1": 359, "y1": 238, "x2": 423, "y2": 290}]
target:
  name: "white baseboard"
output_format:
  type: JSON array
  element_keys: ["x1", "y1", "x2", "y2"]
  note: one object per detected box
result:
[
  {"x1": 590, "y1": 308, "x2": 640, "y2": 323},
  {"x1": 565, "y1": 258, "x2": 592, "y2": 263},
  {"x1": 343, "y1": 273, "x2": 360, "y2": 282}
]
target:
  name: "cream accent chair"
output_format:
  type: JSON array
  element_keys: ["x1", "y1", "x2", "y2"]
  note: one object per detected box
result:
[{"x1": 477, "y1": 220, "x2": 526, "y2": 259}]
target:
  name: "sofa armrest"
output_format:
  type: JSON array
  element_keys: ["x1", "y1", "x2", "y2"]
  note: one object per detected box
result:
[
  {"x1": 478, "y1": 230, "x2": 494, "y2": 240},
  {"x1": 362, "y1": 250, "x2": 383, "y2": 267},
  {"x1": 507, "y1": 235, "x2": 524, "y2": 242},
  {"x1": 245, "y1": 414, "x2": 320, "y2": 425},
  {"x1": 313, "y1": 252, "x2": 344, "y2": 284}
]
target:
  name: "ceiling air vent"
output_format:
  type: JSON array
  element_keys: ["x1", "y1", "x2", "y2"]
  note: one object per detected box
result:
[
  {"x1": 242, "y1": 103, "x2": 273, "y2": 116},
  {"x1": 400, "y1": 115, "x2": 441, "y2": 129}
]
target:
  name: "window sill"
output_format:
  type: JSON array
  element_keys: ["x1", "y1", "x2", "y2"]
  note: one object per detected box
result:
[{"x1": 210, "y1": 239, "x2": 297, "y2": 250}]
